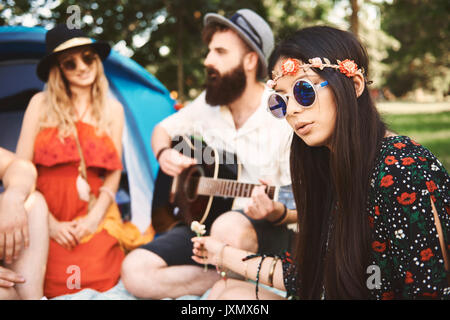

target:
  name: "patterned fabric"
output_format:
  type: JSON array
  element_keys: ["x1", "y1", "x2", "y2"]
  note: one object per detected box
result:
[
  {"x1": 34, "y1": 121, "x2": 122, "y2": 170},
  {"x1": 282, "y1": 251, "x2": 299, "y2": 299},
  {"x1": 283, "y1": 136, "x2": 450, "y2": 299}
]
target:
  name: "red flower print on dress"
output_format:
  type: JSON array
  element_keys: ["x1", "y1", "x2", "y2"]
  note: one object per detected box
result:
[
  {"x1": 283, "y1": 251, "x2": 294, "y2": 264},
  {"x1": 401, "y1": 157, "x2": 415, "y2": 166},
  {"x1": 368, "y1": 216, "x2": 374, "y2": 228},
  {"x1": 382, "y1": 291, "x2": 394, "y2": 300},
  {"x1": 422, "y1": 292, "x2": 438, "y2": 298},
  {"x1": 372, "y1": 241, "x2": 386, "y2": 252},
  {"x1": 426, "y1": 180, "x2": 438, "y2": 193},
  {"x1": 384, "y1": 155, "x2": 398, "y2": 165},
  {"x1": 380, "y1": 175, "x2": 394, "y2": 188},
  {"x1": 374, "y1": 205, "x2": 381, "y2": 216},
  {"x1": 420, "y1": 248, "x2": 434, "y2": 261},
  {"x1": 397, "y1": 192, "x2": 416, "y2": 205},
  {"x1": 418, "y1": 156, "x2": 427, "y2": 162},
  {"x1": 411, "y1": 140, "x2": 421, "y2": 146},
  {"x1": 394, "y1": 142, "x2": 406, "y2": 149},
  {"x1": 387, "y1": 239, "x2": 393, "y2": 249},
  {"x1": 405, "y1": 271, "x2": 414, "y2": 284}
]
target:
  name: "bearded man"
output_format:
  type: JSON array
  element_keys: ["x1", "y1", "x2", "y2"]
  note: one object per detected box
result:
[{"x1": 121, "y1": 9, "x2": 295, "y2": 299}]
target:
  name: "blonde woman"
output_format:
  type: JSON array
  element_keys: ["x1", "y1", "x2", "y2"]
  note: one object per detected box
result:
[{"x1": 16, "y1": 24, "x2": 133, "y2": 298}]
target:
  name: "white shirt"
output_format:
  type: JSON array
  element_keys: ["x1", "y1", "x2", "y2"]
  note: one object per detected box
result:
[{"x1": 159, "y1": 89, "x2": 293, "y2": 209}]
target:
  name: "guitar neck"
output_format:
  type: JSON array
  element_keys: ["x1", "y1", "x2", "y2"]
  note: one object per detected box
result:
[{"x1": 196, "y1": 177, "x2": 277, "y2": 199}]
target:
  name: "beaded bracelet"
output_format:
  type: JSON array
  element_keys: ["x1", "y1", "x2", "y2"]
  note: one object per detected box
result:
[
  {"x1": 242, "y1": 253, "x2": 281, "y2": 299},
  {"x1": 242, "y1": 253, "x2": 267, "y2": 300}
]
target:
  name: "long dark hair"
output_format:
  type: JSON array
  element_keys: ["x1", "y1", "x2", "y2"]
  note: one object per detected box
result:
[{"x1": 268, "y1": 26, "x2": 387, "y2": 299}]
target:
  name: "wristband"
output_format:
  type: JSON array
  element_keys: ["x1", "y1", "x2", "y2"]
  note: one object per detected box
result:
[
  {"x1": 271, "y1": 203, "x2": 287, "y2": 225},
  {"x1": 156, "y1": 147, "x2": 171, "y2": 162}
]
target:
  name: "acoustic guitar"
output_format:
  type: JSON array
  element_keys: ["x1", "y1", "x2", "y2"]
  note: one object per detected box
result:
[{"x1": 151, "y1": 135, "x2": 294, "y2": 233}]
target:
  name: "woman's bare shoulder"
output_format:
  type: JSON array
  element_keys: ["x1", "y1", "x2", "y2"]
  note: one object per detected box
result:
[
  {"x1": 106, "y1": 96, "x2": 124, "y2": 123},
  {"x1": 107, "y1": 96, "x2": 124, "y2": 113},
  {"x1": 30, "y1": 91, "x2": 47, "y2": 103},
  {"x1": 25, "y1": 91, "x2": 47, "y2": 116},
  {"x1": 28, "y1": 91, "x2": 47, "y2": 109}
]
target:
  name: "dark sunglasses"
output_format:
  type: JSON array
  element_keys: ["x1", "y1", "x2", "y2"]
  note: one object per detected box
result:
[
  {"x1": 59, "y1": 51, "x2": 97, "y2": 71},
  {"x1": 267, "y1": 79, "x2": 328, "y2": 119}
]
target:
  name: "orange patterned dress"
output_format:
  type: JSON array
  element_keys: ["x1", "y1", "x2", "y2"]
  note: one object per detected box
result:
[{"x1": 34, "y1": 121, "x2": 125, "y2": 298}]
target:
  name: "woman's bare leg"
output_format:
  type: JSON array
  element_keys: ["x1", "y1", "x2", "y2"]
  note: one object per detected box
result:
[{"x1": 8, "y1": 191, "x2": 49, "y2": 299}]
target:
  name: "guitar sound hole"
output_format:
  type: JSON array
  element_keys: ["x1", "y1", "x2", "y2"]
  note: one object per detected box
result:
[{"x1": 184, "y1": 166, "x2": 203, "y2": 202}]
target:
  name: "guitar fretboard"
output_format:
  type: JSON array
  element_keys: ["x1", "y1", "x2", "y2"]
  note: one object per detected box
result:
[{"x1": 196, "y1": 177, "x2": 276, "y2": 199}]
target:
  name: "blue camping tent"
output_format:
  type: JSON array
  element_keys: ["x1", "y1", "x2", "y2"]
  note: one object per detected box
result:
[{"x1": 0, "y1": 26, "x2": 175, "y2": 232}]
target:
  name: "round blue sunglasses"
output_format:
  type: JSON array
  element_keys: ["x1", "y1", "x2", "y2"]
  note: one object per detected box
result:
[{"x1": 267, "y1": 79, "x2": 328, "y2": 119}]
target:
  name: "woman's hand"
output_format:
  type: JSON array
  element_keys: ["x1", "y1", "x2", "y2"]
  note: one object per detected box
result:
[
  {"x1": 0, "y1": 188, "x2": 30, "y2": 264},
  {"x1": 73, "y1": 214, "x2": 100, "y2": 241},
  {"x1": 191, "y1": 236, "x2": 226, "y2": 266},
  {"x1": 49, "y1": 217, "x2": 78, "y2": 250}
]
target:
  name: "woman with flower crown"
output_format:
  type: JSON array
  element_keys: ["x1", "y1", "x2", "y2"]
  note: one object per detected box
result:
[
  {"x1": 15, "y1": 24, "x2": 150, "y2": 298},
  {"x1": 192, "y1": 26, "x2": 449, "y2": 300}
]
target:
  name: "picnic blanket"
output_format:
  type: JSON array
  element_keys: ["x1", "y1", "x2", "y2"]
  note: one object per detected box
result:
[
  {"x1": 51, "y1": 280, "x2": 285, "y2": 300},
  {"x1": 51, "y1": 280, "x2": 209, "y2": 300}
]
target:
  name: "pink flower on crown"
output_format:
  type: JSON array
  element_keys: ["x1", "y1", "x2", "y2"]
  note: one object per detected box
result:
[
  {"x1": 338, "y1": 59, "x2": 359, "y2": 77},
  {"x1": 308, "y1": 57, "x2": 324, "y2": 70},
  {"x1": 281, "y1": 58, "x2": 300, "y2": 76}
]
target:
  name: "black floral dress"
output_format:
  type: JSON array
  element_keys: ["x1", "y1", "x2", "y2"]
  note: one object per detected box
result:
[{"x1": 283, "y1": 136, "x2": 450, "y2": 299}]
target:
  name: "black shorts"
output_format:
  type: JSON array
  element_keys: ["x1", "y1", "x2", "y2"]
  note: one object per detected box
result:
[{"x1": 140, "y1": 211, "x2": 294, "y2": 267}]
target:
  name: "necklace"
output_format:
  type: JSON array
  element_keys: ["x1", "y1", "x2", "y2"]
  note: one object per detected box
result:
[{"x1": 74, "y1": 105, "x2": 90, "y2": 122}]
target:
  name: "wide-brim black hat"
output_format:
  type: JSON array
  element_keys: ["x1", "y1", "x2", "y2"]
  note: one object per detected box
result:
[{"x1": 36, "y1": 24, "x2": 111, "y2": 82}]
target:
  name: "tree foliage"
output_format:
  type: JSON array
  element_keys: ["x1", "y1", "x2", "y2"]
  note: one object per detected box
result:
[
  {"x1": 381, "y1": 0, "x2": 450, "y2": 98},
  {"x1": 1, "y1": 0, "x2": 335, "y2": 101},
  {"x1": 3, "y1": 0, "x2": 269, "y2": 101},
  {"x1": 2, "y1": 0, "x2": 448, "y2": 100}
]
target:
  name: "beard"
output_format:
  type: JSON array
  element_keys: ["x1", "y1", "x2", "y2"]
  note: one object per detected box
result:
[{"x1": 204, "y1": 62, "x2": 247, "y2": 106}]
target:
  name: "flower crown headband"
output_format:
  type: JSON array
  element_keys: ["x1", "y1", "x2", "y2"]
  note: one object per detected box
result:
[{"x1": 267, "y1": 57, "x2": 365, "y2": 89}]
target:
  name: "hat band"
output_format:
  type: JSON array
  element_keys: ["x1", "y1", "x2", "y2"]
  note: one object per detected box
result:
[
  {"x1": 53, "y1": 37, "x2": 93, "y2": 53},
  {"x1": 229, "y1": 13, "x2": 263, "y2": 51}
]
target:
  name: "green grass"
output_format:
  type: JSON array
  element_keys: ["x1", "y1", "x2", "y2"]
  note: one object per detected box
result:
[{"x1": 381, "y1": 111, "x2": 450, "y2": 170}]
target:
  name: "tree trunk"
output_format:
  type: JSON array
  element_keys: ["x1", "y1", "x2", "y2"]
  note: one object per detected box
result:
[{"x1": 350, "y1": 0, "x2": 360, "y2": 37}]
